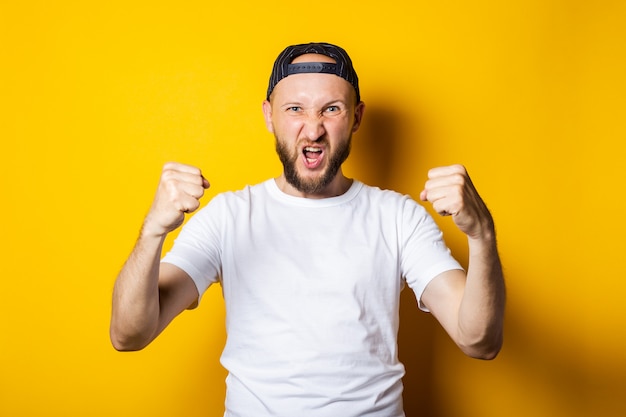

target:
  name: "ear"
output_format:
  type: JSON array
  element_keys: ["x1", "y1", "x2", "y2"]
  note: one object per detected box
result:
[
  {"x1": 262, "y1": 100, "x2": 274, "y2": 133},
  {"x1": 351, "y1": 101, "x2": 365, "y2": 133}
]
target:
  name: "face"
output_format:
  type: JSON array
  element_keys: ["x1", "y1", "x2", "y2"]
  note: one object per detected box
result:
[{"x1": 263, "y1": 54, "x2": 365, "y2": 197}]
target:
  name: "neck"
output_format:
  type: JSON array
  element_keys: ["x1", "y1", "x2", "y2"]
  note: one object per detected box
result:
[{"x1": 275, "y1": 172, "x2": 353, "y2": 199}]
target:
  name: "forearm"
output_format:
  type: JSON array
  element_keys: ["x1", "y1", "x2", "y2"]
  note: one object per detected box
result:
[
  {"x1": 110, "y1": 227, "x2": 166, "y2": 351},
  {"x1": 457, "y1": 232, "x2": 505, "y2": 359},
  {"x1": 110, "y1": 162, "x2": 209, "y2": 351}
]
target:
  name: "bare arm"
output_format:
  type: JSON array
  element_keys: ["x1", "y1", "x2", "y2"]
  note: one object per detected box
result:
[
  {"x1": 110, "y1": 162, "x2": 210, "y2": 351},
  {"x1": 420, "y1": 165, "x2": 505, "y2": 360}
]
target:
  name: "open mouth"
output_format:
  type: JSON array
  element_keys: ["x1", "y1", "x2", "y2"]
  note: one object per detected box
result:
[{"x1": 302, "y1": 146, "x2": 324, "y2": 169}]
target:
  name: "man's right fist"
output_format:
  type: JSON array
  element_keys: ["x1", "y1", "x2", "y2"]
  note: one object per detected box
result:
[{"x1": 143, "y1": 162, "x2": 210, "y2": 237}]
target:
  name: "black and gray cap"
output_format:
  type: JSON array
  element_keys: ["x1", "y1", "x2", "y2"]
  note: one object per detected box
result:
[{"x1": 266, "y1": 42, "x2": 360, "y2": 102}]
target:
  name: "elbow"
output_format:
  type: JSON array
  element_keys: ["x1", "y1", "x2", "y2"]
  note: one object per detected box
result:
[
  {"x1": 110, "y1": 332, "x2": 142, "y2": 352},
  {"x1": 110, "y1": 333, "x2": 150, "y2": 352},
  {"x1": 465, "y1": 344, "x2": 502, "y2": 361},
  {"x1": 109, "y1": 324, "x2": 152, "y2": 352},
  {"x1": 458, "y1": 331, "x2": 503, "y2": 360},
  {"x1": 110, "y1": 337, "x2": 143, "y2": 352}
]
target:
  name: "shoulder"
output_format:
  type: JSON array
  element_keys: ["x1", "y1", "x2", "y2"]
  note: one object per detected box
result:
[
  {"x1": 185, "y1": 181, "x2": 270, "y2": 226},
  {"x1": 206, "y1": 180, "x2": 270, "y2": 206},
  {"x1": 357, "y1": 182, "x2": 426, "y2": 214}
]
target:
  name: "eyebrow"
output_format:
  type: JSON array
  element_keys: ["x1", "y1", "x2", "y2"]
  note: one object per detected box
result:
[{"x1": 279, "y1": 99, "x2": 348, "y2": 109}]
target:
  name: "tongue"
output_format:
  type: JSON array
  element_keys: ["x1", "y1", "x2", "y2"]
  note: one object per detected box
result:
[{"x1": 304, "y1": 150, "x2": 321, "y2": 160}]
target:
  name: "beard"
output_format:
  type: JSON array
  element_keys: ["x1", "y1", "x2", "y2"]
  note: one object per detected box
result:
[{"x1": 275, "y1": 136, "x2": 352, "y2": 195}]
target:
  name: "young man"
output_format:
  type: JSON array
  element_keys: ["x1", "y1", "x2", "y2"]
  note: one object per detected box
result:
[{"x1": 110, "y1": 42, "x2": 505, "y2": 417}]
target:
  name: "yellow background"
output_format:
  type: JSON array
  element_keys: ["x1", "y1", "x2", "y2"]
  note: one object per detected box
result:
[{"x1": 1, "y1": 1, "x2": 625, "y2": 416}]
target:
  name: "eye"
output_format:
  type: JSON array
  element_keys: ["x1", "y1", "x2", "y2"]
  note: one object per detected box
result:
[
  {"x1": 287, "y1": 106, "x2": 302, "y2": 112},
  {"x1": 326, "y1": 105, "x2": 340, "y2": 113}
]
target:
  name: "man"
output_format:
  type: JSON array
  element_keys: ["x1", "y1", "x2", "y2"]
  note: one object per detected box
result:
[{"x1": 110, "y1": 42, "x2": 505, "y2": 417}]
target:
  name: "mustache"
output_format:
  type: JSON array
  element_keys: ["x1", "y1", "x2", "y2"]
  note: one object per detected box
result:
[{"x1": 299, "y1": 136, "x2": 329, "y2": 147}]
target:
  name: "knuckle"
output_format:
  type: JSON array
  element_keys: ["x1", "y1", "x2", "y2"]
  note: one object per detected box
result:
[
  {"x1": 161, "y1": 168, "x2": 177, "y2": 182},
  {"x1": 162, "y1": 161, "x2": 182, "y2": 174},
  {"x1": 191, "y1": 174, "x2": 204, "y2": 186},
  {"x1": 451, "y1": 172, "x2": 467, "y2": 187},
  {"x1": 162, "y1": 176, "x2": 179, "y2": 193},
  {"x1": 450, "y1": 164, "x2": 466, "y2": 173},
  {"x1": 189, "y1": 186, "x2": 203, "y2": 199},
  {"x1": 182, "y1": 198, "x2": 200, "y2": 213}
]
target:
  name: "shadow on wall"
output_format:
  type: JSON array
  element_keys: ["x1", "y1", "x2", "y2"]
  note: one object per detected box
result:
[
  {"x1": 399, "y1": 290, "x2": 443, "y2": 417},
  {"x1": 496, "y1": 307, "x2": 626, "y2": 417},
  {"x1": 349, "y1": 104, "x2": 400, "y2": 191}
]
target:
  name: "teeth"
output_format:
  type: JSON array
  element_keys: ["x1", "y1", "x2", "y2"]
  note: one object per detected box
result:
[{"x1": 304, "y1": 146, "x2": 322, "y2": 153}]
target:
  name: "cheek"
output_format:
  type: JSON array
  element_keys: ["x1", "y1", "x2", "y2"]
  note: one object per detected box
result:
[
  {"x1": 275, "y1": 119, "x2": 302, "y2": 138},
  {"x1": 326, "y1": 117, "x2": 352, "y2": 136}
]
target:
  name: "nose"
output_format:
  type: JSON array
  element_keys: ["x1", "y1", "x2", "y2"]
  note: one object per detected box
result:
[{"x1": 302, "y1": 112, "x2": 326, "y2": 141}]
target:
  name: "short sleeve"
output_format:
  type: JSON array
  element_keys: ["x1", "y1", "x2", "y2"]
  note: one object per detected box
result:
[
  {"x1": 161, "y1": 196, "x2": 224, "y2": 304},
  {"x1": 399, "y1": 198, "x2": 464, "y2": 312}
]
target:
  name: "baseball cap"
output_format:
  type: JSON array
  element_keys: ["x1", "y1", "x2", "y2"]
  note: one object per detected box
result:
[{"x1": 266, "y1": 42, "x2": 360, "y2": 102}]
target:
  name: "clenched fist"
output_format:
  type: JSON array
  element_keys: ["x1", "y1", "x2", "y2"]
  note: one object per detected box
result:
[
  {"x1": 143, "y1": 162, "x2": 210, "y2": 237},
  {"x1": 420, "y1": 164, "x2": 494, "y2": 240}
]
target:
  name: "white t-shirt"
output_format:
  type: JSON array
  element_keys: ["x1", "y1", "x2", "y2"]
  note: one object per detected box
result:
[{"x1": 162, "y1": 179, "x2": 463, "y2": 417}]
